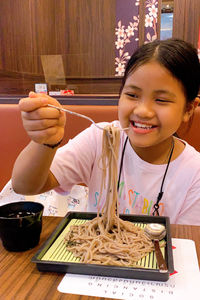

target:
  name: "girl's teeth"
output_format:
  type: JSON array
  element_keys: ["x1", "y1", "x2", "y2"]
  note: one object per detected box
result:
[{"x1": 134, "y1": 122, "x2": 153, "y2": 129}]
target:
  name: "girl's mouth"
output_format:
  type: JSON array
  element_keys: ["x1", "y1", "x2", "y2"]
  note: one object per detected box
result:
[{"x1": 130, "y1": 121, "x2": 157, "y2": 133}]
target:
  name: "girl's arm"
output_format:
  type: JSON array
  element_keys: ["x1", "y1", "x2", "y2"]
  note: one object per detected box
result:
[
  {"x1": 12, "y1": 141, "x2": 59, "y2": 194},
  {"x1": 11, "y1": 92, "x2": 66, "y2": 195}
]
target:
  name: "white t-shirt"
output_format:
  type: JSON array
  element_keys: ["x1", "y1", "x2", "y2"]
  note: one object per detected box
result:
[{"x1": 51, "y1": 121, "x2": 200, "y2": 225}]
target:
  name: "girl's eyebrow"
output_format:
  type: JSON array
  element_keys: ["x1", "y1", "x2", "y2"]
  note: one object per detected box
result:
[
  {"x1": 124, "y1": 84, "x2": 141, "y2": 91},
  {"x1": 154, "y1": 89, "x2": 177, "y2": 98}
]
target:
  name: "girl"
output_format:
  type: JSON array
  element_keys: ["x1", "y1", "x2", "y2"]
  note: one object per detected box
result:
[{"x1": 12, "y1": 38, "x2": 200, "y2": 225}]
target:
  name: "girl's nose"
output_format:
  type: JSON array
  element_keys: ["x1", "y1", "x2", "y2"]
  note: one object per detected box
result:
[{"x1": 133, "y1": 100, "x2": 155, "y2": 119}]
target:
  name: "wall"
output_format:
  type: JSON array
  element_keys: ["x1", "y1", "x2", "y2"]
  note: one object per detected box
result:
[
  {"x1": 0, "y1": 0, "x2": 199, "y2": 95},
  {"x1": 0, "y1": 0, "x2": 116, "y2": 78},
  {"x1": 173, "y1": 0, "x2": 200, "y2": 47}
]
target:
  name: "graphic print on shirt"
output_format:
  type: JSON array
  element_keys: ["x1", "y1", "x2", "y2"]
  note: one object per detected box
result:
[{"x1": 93, "y1": 181, "x2": 165, "y2": 216}]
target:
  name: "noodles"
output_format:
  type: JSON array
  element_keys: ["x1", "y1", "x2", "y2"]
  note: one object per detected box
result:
[
  {"x1": 65, "y1": 125, "x2": 154, "y2": 266},
  {"x1": 65, "y1": 217, "x2": 154, "y2": 266}
]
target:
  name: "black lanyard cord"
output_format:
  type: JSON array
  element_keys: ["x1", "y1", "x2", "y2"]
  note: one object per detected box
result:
[
  {"x1": 152, "y1": 138, "x2": 175, "y2": 216},
  {"x1": 117, "y1": 136, "x2": 175, "y2": 216}
]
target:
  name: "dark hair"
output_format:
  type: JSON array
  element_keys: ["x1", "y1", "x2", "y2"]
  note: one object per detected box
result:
[{"x1": 120, "y1": 38, "x2": 200, "y2": 103}]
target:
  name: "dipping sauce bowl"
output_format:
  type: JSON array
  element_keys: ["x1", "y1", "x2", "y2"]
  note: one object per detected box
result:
[{"x1": 0, "y1": 201, "x2": 44, "y2": 252}]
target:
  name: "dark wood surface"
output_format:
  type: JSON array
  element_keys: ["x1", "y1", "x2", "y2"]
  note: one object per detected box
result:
[{"x1": 0, "y1": 216, "x2": 200, "y2": 300}]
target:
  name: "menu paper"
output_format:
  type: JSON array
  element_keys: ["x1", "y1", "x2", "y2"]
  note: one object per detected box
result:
[{"x1": 57, "y1": 238, "x2": 200, "y2": 299}]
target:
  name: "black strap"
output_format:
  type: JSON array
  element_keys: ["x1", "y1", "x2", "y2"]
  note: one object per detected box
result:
[
  {"x1": 117, "y1": 135, "x2": 175, "y2": 217},
  {"x1": 152, "y1": 138, "x2": 175, "y2": 216},
  {"x1": 43, "y1": 139, "x2": 63, "y2": 149}
]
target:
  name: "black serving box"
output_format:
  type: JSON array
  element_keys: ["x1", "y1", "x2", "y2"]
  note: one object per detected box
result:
[{"x1": 32, "y1": 212, "x2": 174, "y2": 281}]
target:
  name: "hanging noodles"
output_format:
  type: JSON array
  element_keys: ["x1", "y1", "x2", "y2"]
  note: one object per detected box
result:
[{"x1": 65, "y1": 125, "x2": 154, "y2": 266}]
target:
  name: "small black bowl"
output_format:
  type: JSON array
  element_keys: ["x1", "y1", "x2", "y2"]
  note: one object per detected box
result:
[{"x1": 0, "y1": 201, "x2": 44, "y2": 252}]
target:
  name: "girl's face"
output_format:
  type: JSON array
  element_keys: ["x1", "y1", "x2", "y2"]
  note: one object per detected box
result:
[{"x1": 118, "y1": 61, "x2": 192, "y2": 156}]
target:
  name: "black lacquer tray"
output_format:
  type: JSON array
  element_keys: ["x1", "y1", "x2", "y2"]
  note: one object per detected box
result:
[{"x1": 32, "y1": 212, "x2": 174, "y2": 281}]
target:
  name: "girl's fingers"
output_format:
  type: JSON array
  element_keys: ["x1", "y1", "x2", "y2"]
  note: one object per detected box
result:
[
  {"x1": 22, "y1": 118, "x2": 59, "y2": 131},
  {"x1": 19, "y1": 92, "x2": 66, "y2": 145},
  {"x1": 22, "y1": 106, "x2": 61, "y2": 120},
  {"x1": 19, "y1": 97, "x2": 49, "y2": 112},
  {"x1": 19, "y1": 92, "x2": 62, "y2": 112},
  {"x1": 29, "y1": 91, "x2": 39, "y2": 98},
  {"x1": 29, "y1": 91, "x2": 62, "y2": 105}
]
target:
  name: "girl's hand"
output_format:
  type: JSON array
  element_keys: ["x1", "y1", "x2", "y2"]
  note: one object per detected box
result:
[{"x1": 19, "y1": 92, "x2": 66, "y2": 145}]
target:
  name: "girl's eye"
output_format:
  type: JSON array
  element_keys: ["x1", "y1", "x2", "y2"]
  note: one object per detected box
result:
[
  {"x1": 155, "y1": 98, "x2": 171, "y2": 103},
  {"x1": 125, "y1": 93, "x2": 138, "y2": 99}
]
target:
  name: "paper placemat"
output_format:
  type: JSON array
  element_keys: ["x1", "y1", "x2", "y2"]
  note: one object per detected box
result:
[{"x1": 57, "y1": 238, "x2": 200, "y2": 299}]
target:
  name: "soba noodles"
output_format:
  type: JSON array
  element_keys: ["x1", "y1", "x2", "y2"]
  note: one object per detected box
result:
[{"x1": 65, "y1": 125, "x2": 154, "y2": 266}]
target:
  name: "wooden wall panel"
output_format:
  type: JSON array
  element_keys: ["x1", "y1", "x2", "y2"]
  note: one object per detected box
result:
[
  {"x1": 0, "y1": 0, "x2": 32, "y2": 72},
  {"x1": 64, "y1": 0, "x2": 116, "y2": 77},
  {"x1": 0, "y1": 0, "x2": 199, "y2": 95},
  {"x1": 0, "y1": 0, "x2": 116, "y2": 78},
  {"x1": 173, "y1": 0, "x2": 200, "y2": 47}
]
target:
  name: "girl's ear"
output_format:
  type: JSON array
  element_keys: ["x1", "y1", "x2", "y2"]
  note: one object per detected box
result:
[{"x1": 182, "y1": 97, "x2": 199, "y2": 123}]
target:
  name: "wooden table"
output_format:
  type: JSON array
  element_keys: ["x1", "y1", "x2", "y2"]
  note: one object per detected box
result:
[{"x1": 0, "y1": 216, "x2": 200, "y2": 300}]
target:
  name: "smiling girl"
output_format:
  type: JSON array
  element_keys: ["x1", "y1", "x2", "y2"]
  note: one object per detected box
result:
[{"x1": 12, "y1": 38, "x2": 200, "y2": 225}]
